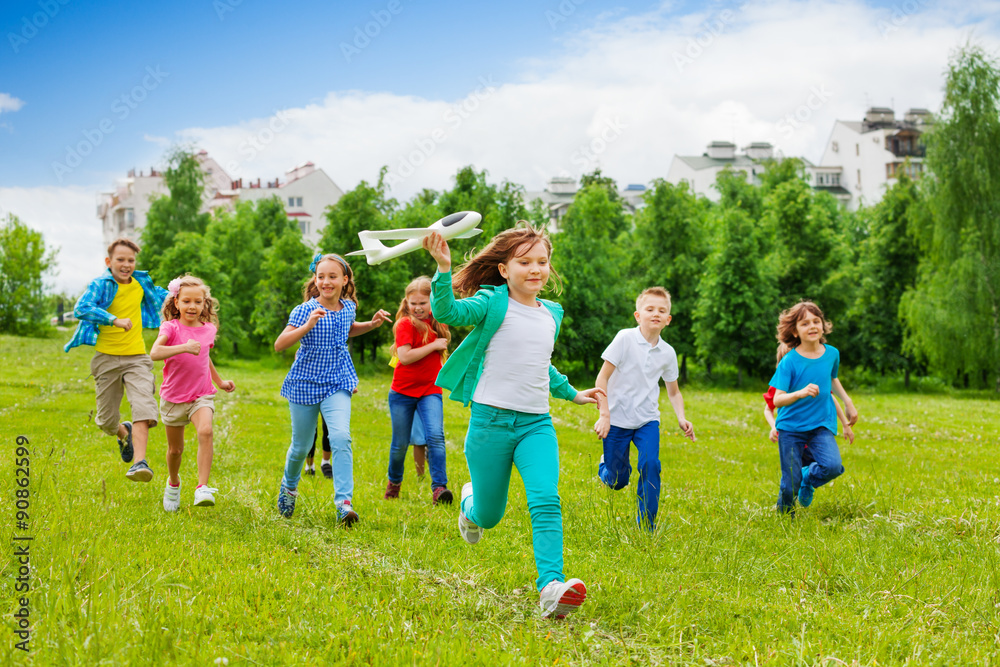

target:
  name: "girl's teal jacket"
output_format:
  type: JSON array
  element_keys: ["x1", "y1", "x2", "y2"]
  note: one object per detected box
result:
[{"x1": 430, "y1": 270, "x2": 578, "y2": 407}]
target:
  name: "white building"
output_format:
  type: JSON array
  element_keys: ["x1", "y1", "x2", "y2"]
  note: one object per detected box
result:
[
  {"x1": 98, "y1": 152, "x2": 343, "y2": 247},
  {"x1": 523, "y1": 177, "x2": 648, "y2": 230},
  {"x1": 667, "y1": 141, "x2": 849, "y2": 205},
  {"x1": 818, "y1": 107, "x2": 931, "y2": 210}
]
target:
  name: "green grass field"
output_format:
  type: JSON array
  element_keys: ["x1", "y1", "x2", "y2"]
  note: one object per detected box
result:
[{"x1": 2, "y1": 333, "x2": 1000, "y2": 665}]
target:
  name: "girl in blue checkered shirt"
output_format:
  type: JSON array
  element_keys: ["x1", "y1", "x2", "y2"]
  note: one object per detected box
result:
[{"x1": 273, "y1": 253, "x2": 391, "y2": 525}]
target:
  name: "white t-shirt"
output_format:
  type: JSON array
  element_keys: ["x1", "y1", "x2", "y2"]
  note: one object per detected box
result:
[
  {"x1": 602, "y1": 327, "x2": 679, "y2": 429},
  {"x1": 473, "y1": 298, "x2": 556, "y2": 414}
]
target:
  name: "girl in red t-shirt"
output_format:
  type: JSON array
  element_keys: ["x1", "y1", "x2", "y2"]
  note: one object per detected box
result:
[{"x1": 384, "y1": 276, "x2": 453, "y2": 504}]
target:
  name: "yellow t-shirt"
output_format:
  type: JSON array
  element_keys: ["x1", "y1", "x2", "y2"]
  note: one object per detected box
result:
[{"x1": 95, "y1": 278, "x2": 146, "y2": 355}]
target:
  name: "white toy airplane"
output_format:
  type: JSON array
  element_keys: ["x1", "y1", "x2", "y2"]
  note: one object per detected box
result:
[{"x1": 345, "y1": 211, "x2": 483, "y2": 265}]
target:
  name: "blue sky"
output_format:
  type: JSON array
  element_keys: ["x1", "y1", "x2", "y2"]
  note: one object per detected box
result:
[{"x1": 1, "y1": 0, "x2": 998, "y2": 292}]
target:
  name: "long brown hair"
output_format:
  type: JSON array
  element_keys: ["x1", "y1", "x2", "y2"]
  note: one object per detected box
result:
[
  {"x1": 776, "y1": 301, "x2": 833, "y2": 348},
  {"x1": 302, "y1": 254, "x2": 358, "y2": 304},
  {"x1": 161, "y1": 274, "x2": 220, "y2": 326},
  {"x1": 452, "y1": 222, "x2": 562, "y2": 297},
  {"x1": 390, "y1": 276, "x2": 450, "y2": 356}
]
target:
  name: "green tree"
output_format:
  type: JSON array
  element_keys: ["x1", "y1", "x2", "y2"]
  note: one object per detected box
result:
[
  {"x1": 764, "y1": 177, "x2": 853, "y2": 324},
  {"x1": 252, "y1": 228, "x2": 313, "y2": 344},
  {"x1": 901, "y1": 44, "x2": 1000, "y2": 389},
  {"x1": 848, "y1": 172, "x2": 921, "y2": 383},
  {"x1": 205, "y1": 202, "x2": 265, "y2": 355},
  {"x1": 320, "y1": 168, "x2": 405, "y2": 362},
  {"x1": 714, "y1": 167, "x2": 763, "y2": 221},
  {"x1": 631, "y1": 179, "x2": 711, "y2": 381},
  {"x1": 692, "y1": 207, "x2": 778, "y2": 385},
  {"x1": 141, "y1": 149, "x2": 211, "y2": 278},
  {"x1": 437, "y1": 166, "x2": 529, "y2": 246},
  {"x1": 554, "y1": 183, "x2": 632, "y2": 373},
  {"x1": 0, "y1": 214, "x2": 56, "y2": 335}
]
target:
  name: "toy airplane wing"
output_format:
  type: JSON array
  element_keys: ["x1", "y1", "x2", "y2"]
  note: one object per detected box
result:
[{"x1": 357, "y1": 228, "x2": 482, "y2": 241}]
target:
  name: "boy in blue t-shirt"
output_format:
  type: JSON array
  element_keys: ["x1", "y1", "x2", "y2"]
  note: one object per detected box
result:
[{"x1": 769, "y1": 302, "x2": 857, "y2": 514}]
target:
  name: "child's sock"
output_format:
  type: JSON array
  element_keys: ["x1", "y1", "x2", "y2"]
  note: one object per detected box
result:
[{"x1": 169, "y1": 480, "x2": 180, "y2": 488}]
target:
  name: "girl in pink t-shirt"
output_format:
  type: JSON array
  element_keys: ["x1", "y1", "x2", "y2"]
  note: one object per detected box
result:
[{"x1": 150, "y1": 275, "x2": 235, "y2": 512}]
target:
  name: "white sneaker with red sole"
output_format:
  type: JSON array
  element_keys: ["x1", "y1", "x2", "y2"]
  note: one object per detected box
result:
[{"x1": 539, "y1": 578, "x2": 587, "y2": 619}]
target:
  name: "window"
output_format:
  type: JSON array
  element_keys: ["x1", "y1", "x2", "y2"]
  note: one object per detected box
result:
[
  {"x1": 855, "y1": 144, "x2": 860, "y2": 156},
  {"x1": 288, "y1": 197, "x2": 295, "y2": 207},
  {"x1": 298, "y1": 220, "x2": 309, "y2": 236},
  {"x1": 125, "y1": 209, "x2": 135, "y2": 230},
  {"x1": 831, "y1": 141, "x2": 839, "y2": 153},
  {"x1": 857, "y1": 169, "x2": 862, "y2": 187},
  {"x1": 296, "y1": 197, "x2": 303, "y2": 207}
]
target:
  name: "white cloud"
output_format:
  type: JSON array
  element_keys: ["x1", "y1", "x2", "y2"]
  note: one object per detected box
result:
[
  {"x1": 0, "y1": 93, "x2": 25, "y2": 115},
  {"x1": 170, "y1": 0, "x2": 999, "y2": 202},
  {"x1": 0, "y1": 185, "x2": 104, "y2": 295},
  {"x1": 11, "y1": 0, "x2": 1000, "y2": 298}
]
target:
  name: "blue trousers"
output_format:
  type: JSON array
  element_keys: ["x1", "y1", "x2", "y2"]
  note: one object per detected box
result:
[
  {"x1": 282, "y1": 390, "x2": 353, "y2": 504},
  {"x1": 387, "y1": 390, "x2": 447, "y2": 488},
  {"x1": 463, "y1": 403, "x2": 564, "y2": 591},
  {"x1": 777, "y1": 426, "x2": 843, "y2": 513},
  {"x1": 599, "y1": 421, "x2": 661, "y2": 530}
]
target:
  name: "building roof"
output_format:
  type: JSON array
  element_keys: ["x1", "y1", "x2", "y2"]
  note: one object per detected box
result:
[{"x1": 675, "y1": 155, "x2": 757, "y2": 171}]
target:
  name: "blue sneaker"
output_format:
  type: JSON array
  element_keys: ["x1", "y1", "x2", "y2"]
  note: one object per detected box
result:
[
  {"x1": 118, "y1": 421, "x2": 134, "y2": 463},
  {"x1": 337, "y1": 499, "x2": 359, "y2": 527},
  {"x1": 277, "y1": 485, "x2": 298, "y2": 518},
  {"x1": 125, "y1": 459, "x2": 153, "y2": 482},
  {"x1": 798, "y1": 465, "x2": 815, "y2": 507}
]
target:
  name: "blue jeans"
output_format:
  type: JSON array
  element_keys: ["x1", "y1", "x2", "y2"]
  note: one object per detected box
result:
[
  {"x1": 283, "y1": 390, "x2": 353, "y2": 504},
  {"x1": 599, "y1": 421, "x2": 661, "y2": 530},
  {"x1": 387, "y1": 390, "x2": 447, "y2": 488},
  {"x1": 464, "y1": 403, "x2": 563, "y2": 591},
  {"x1": 777, "y1": 426, "x2": 843, "y2": 513}
]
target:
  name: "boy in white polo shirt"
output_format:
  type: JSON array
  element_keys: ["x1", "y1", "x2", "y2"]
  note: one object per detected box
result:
[{"x1": 593, "y1": 286, "x2": 696, "y2": 531}]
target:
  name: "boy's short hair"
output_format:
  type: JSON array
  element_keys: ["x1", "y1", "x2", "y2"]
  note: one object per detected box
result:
[
  {"x1": 107, "y1": 237, "x2": 141, "y2": 257},
  {"x1": 636, "y1": 286, "x2": 671, "y2": 312}
]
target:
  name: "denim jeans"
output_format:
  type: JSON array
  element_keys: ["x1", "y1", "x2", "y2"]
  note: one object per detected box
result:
[
  {"x1": 599, "y1": 421, "x2": 661, "y2": 530},
  {"x1": 463, "y1": 402, "x2": 563, "y2": 591},
  {"x1": 777, "y1": 426, "x2": 843, "y2": 513},
  {"x1": 282, "y1": 390, "x2": 353, "y2": 503},
  {"x1": 387, "y1": 390, "x2": 447, "y2": 488}
]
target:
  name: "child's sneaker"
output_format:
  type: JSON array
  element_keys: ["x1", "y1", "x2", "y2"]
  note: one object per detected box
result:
[
  {"x1": 384, "y1": 481, "x2": 401, "y2": 499},
  {"x1": 798, "y1": 465, "x2": 815, "y2": 507},
  {"x1": 277, "y1": 484, "x2": 298, "y2": 518},
  {"x1": 432, "y1": 486, "x2": 453, "y2": 505},
  {"x1": 194, "y1": 485, "x2": 217, "y2": 507},
  {"x1": 539, "y1": 578, "x2": 587, "y2": 619},
  {"x1": 458, "y1": 482, "x2": 482, "y2": 544},
  {"x1": 118, "y1": 421, "x2": 134, "y2": 463},
  {"x1": 126, "y1": 459, "x2": 153, "y2": 482},
  {"x1": 321, "y1": 461, "x2": 333, "y2": 480},
  {"x1": 163, "y1": 480, "x2": 181, "y2": 512},
  {"x1": 304, "y1": 465, "x2": 315, "y2": 476},
  {"x1": 337, "y1": 500, "x2": 359, "y2": 526}
]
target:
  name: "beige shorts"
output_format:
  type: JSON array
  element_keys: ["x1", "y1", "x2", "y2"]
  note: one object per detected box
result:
[
  {"x1": 90, "y1": 352, "x2": 159, "y2": 436},
  {"x1": 160, "y1": 394, "x2": 215, "y2": 428}
]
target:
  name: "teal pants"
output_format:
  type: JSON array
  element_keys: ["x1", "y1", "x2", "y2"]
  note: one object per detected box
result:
[{"x1": 463, "y1": 402, "x2": 564, "y2": 591}]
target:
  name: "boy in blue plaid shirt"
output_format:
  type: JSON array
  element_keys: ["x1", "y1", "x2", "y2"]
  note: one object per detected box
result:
[{"x1": 65, "y1": 238, "x2": 168, "y2": 481}]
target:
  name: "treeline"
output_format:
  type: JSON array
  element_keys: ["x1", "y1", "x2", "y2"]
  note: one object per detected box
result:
[{"x1": 3, "y1": 46, "x2": 997, "y2": 390}]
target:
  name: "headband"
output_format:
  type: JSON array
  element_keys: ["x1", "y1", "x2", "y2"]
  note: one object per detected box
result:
[
  {"x1": 310, "y1": 252, "x2": 349, "y2": 274},
  {"x1": 167, "y1": 278, "x2": 182, "y2": 297}
]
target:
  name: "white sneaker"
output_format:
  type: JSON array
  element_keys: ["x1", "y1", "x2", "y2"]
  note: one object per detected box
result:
[
  {"x1": 539, "y1": 578, "x2": 587, "y2": 619},
  {"x1": 163, "y1": 480, "x2": 181, "y2": 512},
  {"x1": 193, "y1": 485, "x2": 217, "y2": 507},
  {"x1": 457, "y1": 482, "x2": 482, "y2": 544}
]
